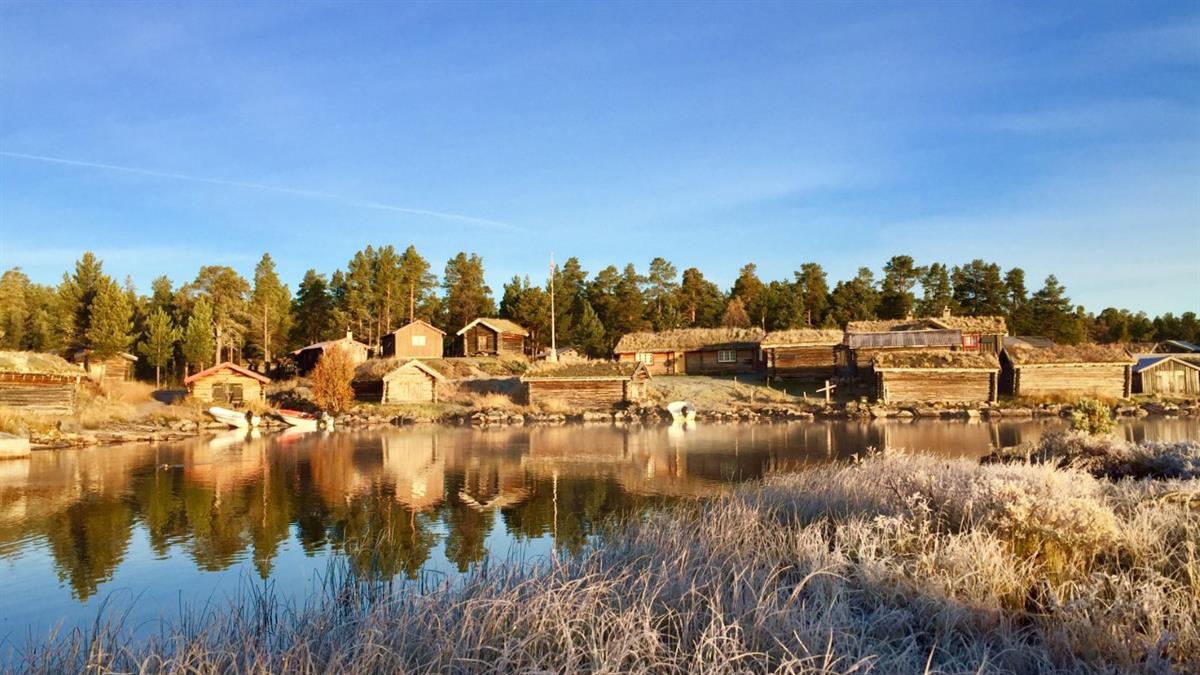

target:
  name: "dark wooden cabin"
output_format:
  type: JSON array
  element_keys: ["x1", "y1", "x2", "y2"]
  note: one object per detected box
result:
[
  {"x1": 874, "y1": 351, "x2": 999, "y2": 404},
  {"x1": 0, "y1": 351, "x2": 84, "y2": 414},
  {"x1": 844, "y1": 314, "x2": 1008, "y2": 378},
  {"x1": 614, "y1": 328, "x2": 764, "y2": 376},
  {"x1": 456, "y1": 318, "x2": 529, "y2": 357},
  {"x1": 185, "y1": 362, "x2": 270, "y2": 405},
  {"x1": 1001, "y1": 344, "x2": 1133, "y2": 399},
  {"x1": 521, "y1": 361, "x2": 650, "y2": 409},
  {"x1": 72, "y1": 350, "x2": 138, "y2": 386},
  {"x1": 381, "y1": 320, "x2": 445, "y2": 359},
  {"x1": 1132, "y1": 355, "x2": 1200, "y2": 396},
  {"x1": 353, "y1": 359, "x2": 447, "y2": 404},
  {"x1": 291, "y1": 331, "x2": 371, "y2": 375},
  {"x1": 761, "y1": 329, "x2": 844, "y2": 380}
]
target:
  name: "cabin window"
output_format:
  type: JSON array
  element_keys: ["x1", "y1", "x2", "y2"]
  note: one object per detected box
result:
[
  {"x1": 961, "y1": 334, "x2": 980, "y2": 351},
  {"x1": 477, "y1": 334, "x2": 489, "y2": 352},
  {"x1": 635, "y1": 352, "x2": 654, "y2": 365},
  {"x1": 411, "y1": 334, "x2": 426, "y2": 347},
  {"x1": 717, "y1": 349, "x2": 737, "y2": 363},
  {"x1": 211, "y1": 383, "x2": 244, "y2": 404}
]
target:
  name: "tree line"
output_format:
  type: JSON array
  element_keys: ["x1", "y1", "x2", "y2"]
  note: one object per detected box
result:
[{"x1": 0, "y1": 248, "x2": 1195, "y2": 383}]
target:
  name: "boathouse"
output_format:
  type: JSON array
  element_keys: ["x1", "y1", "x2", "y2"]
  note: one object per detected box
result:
[
  {"x1": 873, "y1": 351, "x2": 999, "y2": 404},
  {"x1": 381, "y1": 320, "x2": 445, "y2": 359},
  {"x1": 185, "y1": 362, "x2": 270, "y2": 405},
  {"x1": 291, "y1": 331, "x2": 371, "y2": 375},
  {"x1": 456, "y1": 318, "x2": 529, "y2": 357},
  {"x1": 353, "y1": 358, "x2": 446, "y2": 404},
  {"x1": 760, "y1": 329, "x2": 843, "y2": 380},
  {"x1": 521, "y1": 361, "x2": 650, "y2": 409},
  {"x1": 614, "y1": 328, "x2": 764, "y2": 376},
  {"x1": 0, "y1": 351, "x2": 85, "y2": 414},
  {"x1": 1132, "y1": 355, "x2": 1200, "y2": 396},
  {"x1": 71, "y1": 349, "x2": 138, "y2": 386},
  {"x1": 1000, "y1": 344, "x2": 1133, "y2": 399}
]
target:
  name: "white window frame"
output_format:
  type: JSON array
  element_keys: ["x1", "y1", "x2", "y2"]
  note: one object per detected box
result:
[
  {"x1": 411, "y1": 334, "x2": 426, "y2": 347},
  {"x1": 635, "y1": 352, "x2": 654, "y2": 365},
  {"x1": 717, "y1": 349, "x2": 737, "y2": 364}
]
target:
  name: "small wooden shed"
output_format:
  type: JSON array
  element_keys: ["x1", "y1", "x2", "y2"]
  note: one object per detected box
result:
[
  {"x1": 72, "y1": 350, "x2": 138, "y2": 386},
  {"x1": 1132, "y1": 355, "x2": 1200, "y2": 396},
  {"x1": 521, "y1": 361, "x2": 650, "y2": 409},
  {"x1": 456, "y1": 318, "x2": 529, "y2": 357},
  {"x1": 291, "y1": 331, "x2": 371, "y2": 375},
  {"x1": 761, "y1": 329, "x2": 843, "y2": 380},
  {"x1": 353, "y1": 359, "x2": 446, "y2": 404},
  {"x1": 381, "y1": 320, "x2": 445, "y2": 359},
  {"x1": 874, "y1": 351, "x2": 1000, "y2": 404},
  {"x1": 185, "y1": 362, "x2": 270, "y2": 405},
  {"x1": 614, "y1": 328, "x2": 764, "y2": 376},
  {"x1": 1001, "y1": 344, "x2": 1134, "y2": 399},
  {"x1": 0, "y1": 351, "x2": 85, "y2": 414}
]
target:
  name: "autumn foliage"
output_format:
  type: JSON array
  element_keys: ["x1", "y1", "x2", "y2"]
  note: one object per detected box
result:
[{"x1": 310, "y1": 345, "x2": 355, "y2": 413}]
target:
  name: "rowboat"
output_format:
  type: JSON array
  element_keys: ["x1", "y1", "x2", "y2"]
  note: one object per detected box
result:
[
  {"x1": 208, "y1": 406, "x2": 260, "y2": 429},
  {"x1": 666, "y1": 400, "x2": 696, "y2": 421},
  {"x1": 278, "y1": 409, "x2": 335, "y2": 430}
]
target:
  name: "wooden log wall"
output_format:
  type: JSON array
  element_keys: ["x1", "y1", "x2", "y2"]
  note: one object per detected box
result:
[
  {"x1": 188, "y1": 372, "x2": 265, "y2": 405},
  {"x1": 617, "y1": 351, "x2": 678, "y2": 375},
  {"x1": 382, "y1": 370, "x2": 437, "y2": 403},
  {"x1": 877, "y1": 371, "x2": 996, "y2": 404},
  {"x1": 527, "y1": 379, "x2": 626, "y2": 409},
  {"x1": 0, "y1": 377, "x2": 76, "y2": 413},
  {"x1": 683, "y1": 348, "x2": 759, "y2": 375},
  {"x1": 1014, "y1": 364, "x2": 1130, "y2": 399},
  {"x1": 767, "y1": 346, "x2": 836, "y2": 380}
]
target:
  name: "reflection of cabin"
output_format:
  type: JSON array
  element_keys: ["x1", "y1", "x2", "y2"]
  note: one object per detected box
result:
[
  {"x1": 353, "y1": 359, "x2": 445, "y2": 404},
  {"x1": 456, "y1": 318, "x2": 529, "y2": 357},
  {"x1": 381, "y1": 320, "x2": 445, "y2": 359},
  {"x1": 614, "y1": 328, "x2": 764, "y2": 375},
  {"x1": 71, "y1": 350, "x2": 137, "y2": 386},
  {"x1": 1132, "y1": 355, "x2": 1200, "y2": 396},
  {"x1": 844, "y1": 314, "x2": 1007, "y2": 377},
  {"x1": 874, "y1": 352, "x2": 999, "y2": 404},
  {"x1": 760, "y1": 329, "x2": 843, "y2": 380},
  {"x1": 185, "y1": 362, "x2": 270, "y2": 405},
  {"x1": 291, "y1": 331, "x2": 371, "y2": 375},
  {"x1": 0, "y1": 351, "x2": 85, "y2": 413},
  {"x1": 521, "y1": 361, "x2": 650, "y2": 409},
  {"x1": 1000, "y1": 344, "x2": 1133, "y2": 399},
  {"x1": 381, "y1": 431, "x2": 445, "y2": 510}
]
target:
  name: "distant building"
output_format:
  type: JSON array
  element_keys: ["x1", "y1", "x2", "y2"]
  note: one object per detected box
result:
[
  {"x1": 873, "y1": 351, "x2": 1000, "y2": 404},
  {"x1": 291, "y1": 331, "x2": 371, "y2": 375},
  {"x1": 71, "y1": 349, "x2": 138, "y2": 386},
  {"x1": 844, "y1": 313, "x2": 1007, "y2": 378},
  {"x1": 381, "y1": 320, "x2": 445, "y2": 359},
  {"x1": 1000, "y1": 344, "x2": 1133, "y2": 399},
  {"x1": 521, "y1": 361, "x2": 650, "y2": 409},
  {"x1": 185, "y1": 362, "x2": 271, "y2": 405},
  {"x1": 0, "y1": 351, "x2": 85, "y2": 414},
  {"x1": 760, "y1": 329, "x2": 843, "y2": 381},
  {"x1": 1132, "y1": 355, "x2": 1200, "y2": 396},
  {"x1": 614, "y1": 328, "x2": 764, "y2": 376},
  {"x1": 353, "y1": 359, "x2": 447, "y2": 404},
  {"x1": 1152, "y1": 340, "x2": 1200, "y2": 354},
  {"x1": 456, "y1": 318, "x2": 529, "y2": 357}
]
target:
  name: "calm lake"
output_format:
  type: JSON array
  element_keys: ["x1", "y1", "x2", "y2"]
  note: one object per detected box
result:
[{"x1": 2, "y1": 418, "x2": 1198, "y2": 645}]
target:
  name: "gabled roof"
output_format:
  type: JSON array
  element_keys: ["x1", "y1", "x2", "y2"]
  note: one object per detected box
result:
[
  {"x1": 292, "y1": 335, "x2": 370, "y2": 355},
  {"x1": 761, "y1": 329, "x2": 844, "y2": 348},
  {"x1": 184, "y1": 361, "x2": 271, "y2": 385},
  {"x1": 389, "y1": 319, "x2": 445, "y2": 336},
  {"x1": 73, "y1": 349, "x2": 138, "y2": 362},
  {"x1": 1134, "y1": 355, "x2": 1200, "y2": 374},
  {"x1": 614, "y1": 328, "x2": 765, "y2": 353},
  {"x1": 874, "y1": 351, "x2": 1000, "y2": 371},
  {"x1": 1158, "y1": 340, "x2": 1200, "y2": 353},
  {"x1": 455, "y1": 318, "x2": 530, "y2": 337},
  {"x1": 522, "y1": 360, "x2": 649, "y2": 381},
  {"x1": 1004, "y1": 344, "x2": 1134, "y2": 366},
  {"x1": 847, "y1": 316, "x2": 1007, "y2": 334}
]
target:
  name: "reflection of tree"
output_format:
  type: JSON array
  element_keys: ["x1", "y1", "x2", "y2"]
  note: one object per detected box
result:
[
  {"x1": 502, "y1": 475, "x2": 663, "y2": 555},
  {"x1": 328, "y1": 491, "x2": 436, "y2": 580},
  {"x1": 247, "y1": 457, "x2": 297, "y2": 578},
  {"x1": 440, "y1": 472, "x2": 493, "y2": 572},
  {"x1": 43, "y1": 494, "x2": 133, "y2": 600}
]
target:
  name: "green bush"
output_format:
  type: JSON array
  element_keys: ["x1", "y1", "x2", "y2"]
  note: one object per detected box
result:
[{"x1": 1069, "y1": 398, "x2": 1115, "y2": 435}]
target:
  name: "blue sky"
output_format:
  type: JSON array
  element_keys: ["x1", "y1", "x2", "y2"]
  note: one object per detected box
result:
[{"x1": 1, "y1": 1, "x2": 1197, "y2": 314}]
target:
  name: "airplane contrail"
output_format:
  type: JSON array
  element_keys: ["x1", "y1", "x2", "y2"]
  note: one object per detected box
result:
[{"x1": 0, "y1": 150, "x2": 521, "y2": 231}]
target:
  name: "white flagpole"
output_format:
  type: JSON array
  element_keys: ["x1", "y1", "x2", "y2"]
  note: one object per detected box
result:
[{"x1": 548, "y1": 253, "x2": 558, "y2": 362}]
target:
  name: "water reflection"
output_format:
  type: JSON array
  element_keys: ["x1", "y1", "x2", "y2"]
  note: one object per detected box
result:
[{"x1": 0, "y1": 418, "x2": 1196, "y2": 620}]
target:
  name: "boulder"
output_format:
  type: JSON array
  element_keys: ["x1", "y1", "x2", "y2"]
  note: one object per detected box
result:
[{"x1": 0, "y1": 432, "x2": 31, "y2": 459}]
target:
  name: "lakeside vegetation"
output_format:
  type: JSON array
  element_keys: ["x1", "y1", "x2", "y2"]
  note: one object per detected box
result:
[
  {"x1": 13, "y1": 437, "x2": 1199, "y2": 674},
  {"x1": 0, "y1": 248, "x2": 1196, "y2": 387}
]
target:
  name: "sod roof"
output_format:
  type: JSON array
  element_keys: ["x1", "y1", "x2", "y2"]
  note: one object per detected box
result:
[
  {"x1": 847, "y1": 316, "x2": 1007, "y2": 334},
  {"x1": 1005, "y1": 343, "x2": 1135, "y2": 366},
  {"x1": 521, "y1": 361, "x2": 644, "y2": 380},
  {"x1": 354, "y1": 357, "x2": 461, "y2": 382},
  {"x1": 614, "y1": 328, "x2": 765, "y2": 353},
  {"x1": 0, "y1": 350, "x2": 85, "y2": 377},
  {"x1": 455, "y1": 318, "x2": 529, "y2": 337},
  {"x1": 873, "y1": 351, "x2": 1000, "y2": 371},
  {"x1": 760, "y1": 329, "x2": 844, "y2": 347}
]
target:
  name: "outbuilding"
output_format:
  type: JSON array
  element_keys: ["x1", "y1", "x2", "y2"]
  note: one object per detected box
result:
[
  {"x1": 381, "y1": 319, "x2": 445, "y2": 359},
  {"x1": 185, "y1": 362, "x2": 271, "y2": 406},
  {"x1": 614, "y1": 328, "x2": 764, "y2": 376},
  {"x1": 760, "y1": 329, "x2": 843, "y2": 380},
  {"x1": 521, "y1": 361, "x2": 650, "y2": 409},
  {"x1": 291, "y1": 331, "x2": 371, "y2": 375},
  {"x1": 353, "y1": 358, "x2": 447, "y2": 404},
  {"x1": 0, "y1": 351, "x2": 85, "y2": 414},
  {"x1": 72, "y1": 349, "x2": 138, "y2": 386},
  {"x1": 456, "y1": 318, "x2": 529, "y2": 357},
  {"x1": 1132, "y1": 355, "x2": 1200, "y2": 396},
  {"x1": 1000, "y1": 344, "x2": 1134, "y2": 399},
  {"x1": 874, "y1": 351, "x2": 1000, "y2": 404}
]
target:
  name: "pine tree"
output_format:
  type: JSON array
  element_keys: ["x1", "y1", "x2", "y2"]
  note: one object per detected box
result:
[
  {"x1": 85, "y1": 277, "x2": 133, "y2": 359},
  {"x1": 1004, "y1": 268, "x2": 1032, "y2": 335},
  {"x1": 878, "y1": 255, "x2": 926, "y2": 319},
  {"x1": 0, "y1": 268, "x2": 29, "y2": 348},
  {"x1": 138, "y1": 307, "x2": 180, "y2": 388},
  {"x1": 676, "y1": 267, "x2": 724, "y2": 327},
  {"x1": 552, "y1": 257, "x2": 588, "y2": 338},
  {"x1": 762, "y1": 280, "x2": 803, "y2": 330},
  {"x1": 917, "y1": 263, "x2": 956, "y2": 317},
  {"x1": 572, "y1": 301, "x2": 607, "y2": 358},
  {"x1": 644, "y1": 257, "x2": 680, "y2": 330},
  {"x1": 189, "y1": 266, "x2": 250, "y2": 363},
  {"x1": 793, "y1": 263, "x2": 829, "y2": 327},
  {"x1": 828, "y1": 268, "x2": 880, "y2": 327},
  {"x1": 500, "y1": 276, "x2": 550, "y2": 352},
  {"x1": 951, "y1": 259, "x2": 1006, "y2": 316},
  {"x1": 182, "y1": 296, "x2": 215, "y2": 373},
  {"x1": 398, "y1": 245, "x2": 439, "y2": 324},
  {"x1": 57, "y1": 252, "x2": 106, "y2": 351},
  {"x1": 249, "y1": 253, "x2": 292, "y2": 362},
  {"x1": 721, "y1": 297, "x2": 752, "y2": 328},
  {"x1": 1031, "y1": 275, "x2": 1085, "y2": 344},
  {"x1": 612, "y1": 264, "x2": 647, "y2": 336},
  {"x1": 291, "y1": 269, "x2": 335, "y2": 348},
  {"x1": 443, "y1": 252, "x2": 495, "y2": 333},
  {"x1": 730, "y1": 264, "x2": 767, "y2": 327}
]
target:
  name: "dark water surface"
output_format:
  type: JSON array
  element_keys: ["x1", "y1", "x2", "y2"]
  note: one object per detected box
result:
[{"x1": 1, "y1": 418, "x2": 1197, "y2": 643}]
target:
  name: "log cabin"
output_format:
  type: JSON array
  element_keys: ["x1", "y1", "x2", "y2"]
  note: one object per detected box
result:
[
  {"x1": 613, "y1": 328, "x2": 765, "y2": 376},
  {"x1": 1000, "y1": 344, "x2": 1134, "y2": 399},
  {"x1": 1132, "y1": 355, "x2": 1200, "y2": 396},
  {"x1": 760, "y1": 329, "x2": 843, "y2": 380},
  {"x1": 844, "y1": 313, "x2": 1008, "y2": 377},
  {"x1": 71, "y1": 349, "x2": 138, "y2": 386},
  {"x1": 353, "y1": 358, "x2": 447, "y2": 404},
  {"x1": 873, "y1": 351, "x2": 1000, "y2": 404},
  {"x1": 456, "y1": 318, "x2": 529, "y2": 357},
  {"x1": 291, "y1": 331, "x2": 371, "y2": 375},
  {"x1": 380, "y1": 320, "x2": 445, "y2": 359},
  {"x1": 185, "y1": 362, "x2": 270, "y2": 405},
  {"x1": 521, "y1": 361, "x2": 650, "y2": 409},
  {"x1": 0, "y1": 351, "x2": 85, "y2": 414}
]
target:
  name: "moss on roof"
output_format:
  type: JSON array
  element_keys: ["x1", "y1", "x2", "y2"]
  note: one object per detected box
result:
[
  {"x1": 1005, "y1": 343, "x2": 1134, "y2": 366},
  {"x1": 847, "y1": 316, "x2": 1007, "y2": 334},
  {"x1": 614, "y1": 328, "x2": 765, "y2": 353},
  {"x1": 354, "y1": 357, "x2": 463, "y2": 382},
  {"x1": 0, "y1": 351, "x2": 85, "y2": 377},
  {"x1": 761, "y1": 329, "x2": 844, "y2": 347},
  {"x1": 522, "y1": 361, "x2": 641, "y2": 380},
  {"x1": 874, "y1": 351, "x2": 1000, "y2": 370}
]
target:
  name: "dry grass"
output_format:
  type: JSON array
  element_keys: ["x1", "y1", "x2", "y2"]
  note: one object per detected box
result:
[
  {"x1": 534, "y1": 396, "x2": 573, "y2": 414},
  {"x1": 463, "y1": 391, "x2": 524, "y2": 411},
  {"x1": 12, "y1": 450, "x2": 1198, "y2": 674},
  {"x1": 873, "y1": 350, "x2": 999, "y2": 370},
  {"x1": 1005, "y1": 343, "x2": 1134, "y2": 365},
  {"x1": 0, "y1": 406, "x2": 60, "y2": 436},
  {"x1": 987, "y1": 430, "x2": 1200, "y2": 481},
  {"x1": 614, "y1": 327, "x2": 765, "y2": 353}
]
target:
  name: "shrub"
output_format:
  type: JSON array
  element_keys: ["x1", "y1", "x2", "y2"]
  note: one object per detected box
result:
[
  {"x1": 1069, "y1": 398, "x2": 1115, "y2": 435},
  {"x1": 310, "y1": 346, "x2": 355, "y2": 413}
]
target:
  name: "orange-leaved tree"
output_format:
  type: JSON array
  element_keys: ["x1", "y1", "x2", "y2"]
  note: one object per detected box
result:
[{"x1": 311, "y1": 345, "x2": 355, "y2": 413}]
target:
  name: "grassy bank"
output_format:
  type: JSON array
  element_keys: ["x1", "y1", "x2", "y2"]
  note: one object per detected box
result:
[{"x1": 13, "y1": 446, "x2": 1199, "y2": 674}]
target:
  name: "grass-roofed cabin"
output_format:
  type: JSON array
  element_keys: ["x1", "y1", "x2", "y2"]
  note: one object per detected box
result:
[
  {"x1": 71, "y1": 349, "x2": 138, "y2": 386},
  {"x1": 1132, "y1": 355, "x2": 1200, "y2": 396},
  {"x1": 456, "y1": 318, "x2": 529, "y2": 357},
  {"x1": 614, "y1": 328, "x2": 765, "y2": 376},
  {"x1": 1001, "y1": 344, "x2": 1134, "y2": 399},
  {"x1": 0, "y1": 351, "x2": 85, "y2": 413},
  {"x1": 185, "y1": 362, "x2": 270, "y2": 406},
  {"x1": 874, "y1": 352, "x2": 1000, "y2": 404},
  {"x1": 844, "y1": 314, "x2": 1008, "y2": 378},
  {"x1": 761, "y1": 329, "x2": 843, "y2": 381},
  {"x1": 291, "y1": 332, "x2": 371, "y2": 376},
  {"x1": 353, "y1": 358, "x2": 447, "y2": 404},
  {"x1": 521, "y1": 361, "x2": 650, "y2": 409}
]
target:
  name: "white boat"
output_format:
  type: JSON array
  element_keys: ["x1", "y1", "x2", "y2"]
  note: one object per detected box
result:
[
  {"x1": 277, "y1": 409, "x2": 334, "y2": 430},
  {"x1": 666, "y1": 400, "x2": 696, "y2": 421},
  {"x1": 208, "y1": 406, "x2": 260, "y2": 429}
]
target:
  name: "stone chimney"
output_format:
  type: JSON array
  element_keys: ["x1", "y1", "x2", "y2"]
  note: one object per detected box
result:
[{"x1": 942, "y1": 305, "x2": 952, "y2": 319}]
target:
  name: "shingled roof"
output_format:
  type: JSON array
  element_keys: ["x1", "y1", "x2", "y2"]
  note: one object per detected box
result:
[
  {"x1": 1005, "y1": 344, "x2": 1134, "y2": 366},
  {"x1": 614, "y1": 327, "x2": 765, "y2": 353},
  {"x1": 760, "y1": 329, "x2": 844, "y2": 348}
]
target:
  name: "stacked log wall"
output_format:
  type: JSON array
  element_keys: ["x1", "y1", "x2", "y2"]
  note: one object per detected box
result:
[
  {"x1": 527, "y1": 380, "x2": 626, "y2": 409},
  {"x1": 0, "y1": 375, "x2": 76, "y2": 413},
  {"x1": 1014, "y1": 364, "x2": 1130, "y2": 399},
  {"x1": 877, "y1": 371, "x2": 996, "y2": 404},
  {"x1": 767, "y1": 345, "x2": 836, "y2": 380},
  {"x1": 682, "y1": 348, "x2": 759, "y2": 375},
  {"x1": 188, "y1": 372, "x2": 265, "y2": 405}
]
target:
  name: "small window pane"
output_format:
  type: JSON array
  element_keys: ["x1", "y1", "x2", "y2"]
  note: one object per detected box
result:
[{"x1": 412, "y1": 334, "x2": 426, "y2": 347}]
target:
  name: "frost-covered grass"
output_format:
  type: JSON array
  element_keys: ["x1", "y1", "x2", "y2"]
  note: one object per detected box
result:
[
  {"x1": 988, "y1": 429, "x2": 1200, "y2": 480},
  {"x1": 11, "y1": 451, "x2": 1199, "y2": 674}
]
